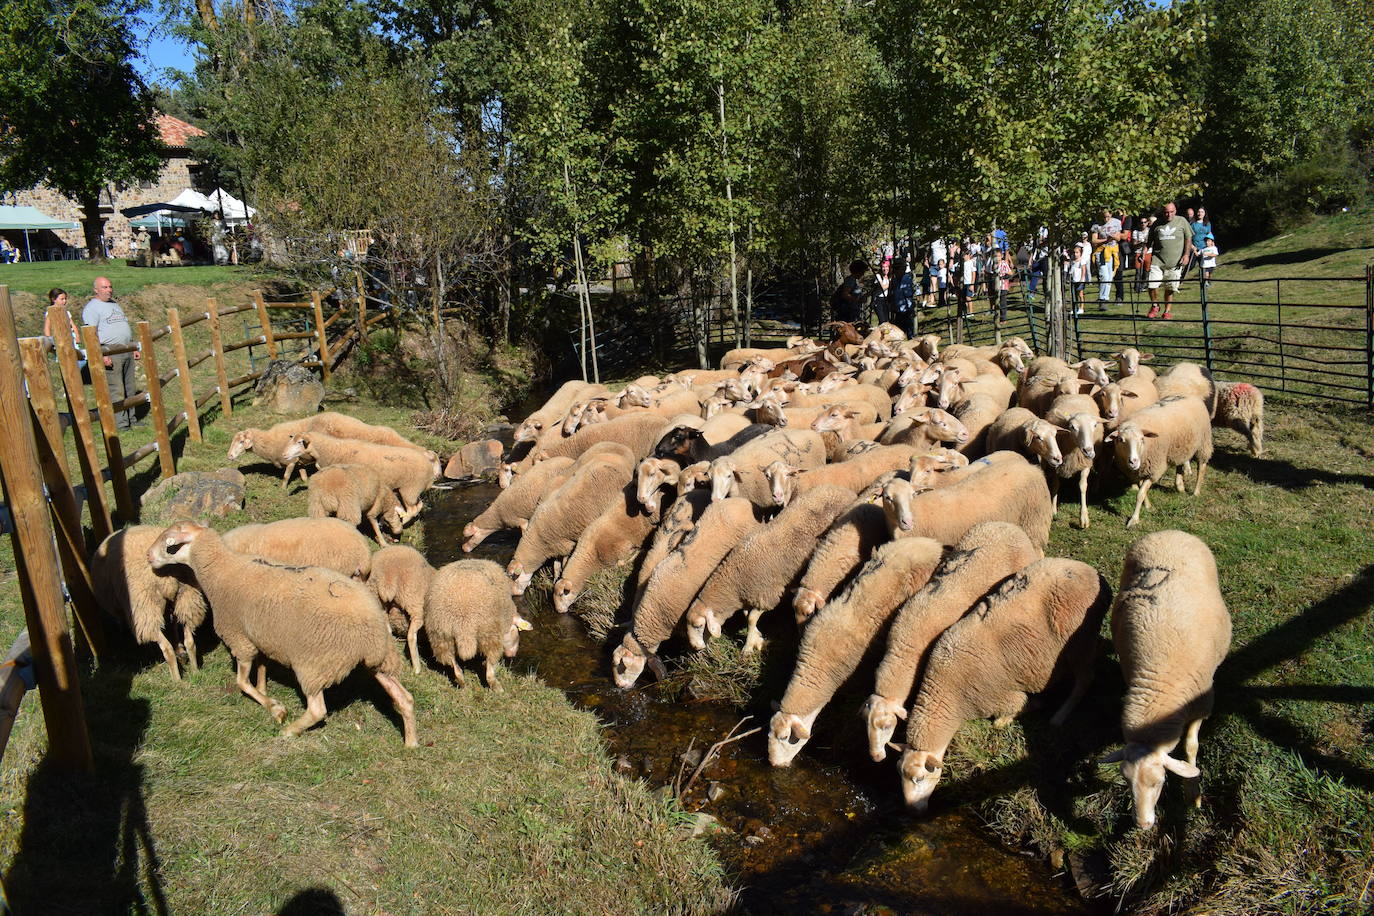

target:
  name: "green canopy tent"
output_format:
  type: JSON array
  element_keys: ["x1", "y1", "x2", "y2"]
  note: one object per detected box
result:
[{"x1": 0, "y1": 205, "x2": 79, "y2": 262}]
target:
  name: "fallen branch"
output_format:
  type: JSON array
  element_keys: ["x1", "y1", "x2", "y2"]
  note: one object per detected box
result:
[{"x1": 676, "y1": 716, "x2": 759, "y2": 803}]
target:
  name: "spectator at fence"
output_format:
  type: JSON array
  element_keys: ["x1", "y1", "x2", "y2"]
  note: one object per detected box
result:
[
  {"x1": 1199, "y1": 235, "x2": 1218, "y2": 287},
  {"x1": 1147, "y1": 201, "x2": 1193, "y2": 319},
  {"x1": 42, "y1": 289, "x2": 86, "y2": 371},
  {"x1": 890, "y1": 257, "x2": 915, "y2": 335},
  {"x1": 1114, "y1": 209, "x2": 1133, "y2": 305},
  {"x1": 1068, "y1": 242, "x2": 1089, "y2": 315},
  {"x1": 872, "y1": 259, "x2": 892, "y2": 324},
  {"x1": 83, "y1": 276, "x2": 141, "y2": 430},
  {"x1": 921, "y1": 256, "x2": 935, "y2": 308},
  {"x1": 1186, "y1": 206, "x2": 1212, "y2": 277},
  {"x1": 1132, "y1": 214, "x2": 1153, "y2": 291},
  {"x1": 832, "y1": 259, "x2": 867, "y2": 323},
  {"x1": 960, "y1": 249, "x2": 977, "y2": 315},
  {"x1": 996, "y1": 249, "x2": 1013, "y2": 321},
  {"x1": 937, "y1": 257, "x2": 948, "y2": 308}
]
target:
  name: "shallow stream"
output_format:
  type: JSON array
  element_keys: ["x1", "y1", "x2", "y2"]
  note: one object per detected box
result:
[{"x1": 424, "y1": 481, "x2": 1089, "y2": 915}]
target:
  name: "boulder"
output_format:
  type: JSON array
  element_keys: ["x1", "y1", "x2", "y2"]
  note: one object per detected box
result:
[
  {"x1": 444, "y1": 439, "x2": 503, "y2": 479},
  {"x1": 141, "y1": 469, "x2": 246, "y2": 519},
  {"x1": 253, "y1": 360, "x2": 324, "y2": 415}
]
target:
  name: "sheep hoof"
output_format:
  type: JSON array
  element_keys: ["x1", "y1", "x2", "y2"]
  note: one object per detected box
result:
[
  {"x1": 992, "y1": 714, "x2": 1014, "y2": 728},
  {"x1": 270, "y1": 702, "x2": 288, "y2": 724}
]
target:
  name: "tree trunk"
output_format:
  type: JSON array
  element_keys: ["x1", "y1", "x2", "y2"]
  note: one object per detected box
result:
[
  {"x1": 196, "y1": 0, "x2": 219, "y2": 30},
  {"x1": 717, "y1": 78, "x2": 740, "y2": 348},
  {"x1": 79, "y1": 196, "x2": 105, "y2": 261}
]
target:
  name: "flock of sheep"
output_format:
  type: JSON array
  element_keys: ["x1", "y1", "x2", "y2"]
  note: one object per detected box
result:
[
  {"x1": 474, "y1": 322, "x2": 1254, "y2": 829},
  {"x1": 88, "y1": 320, "x2": 1260, "y2": 832}
]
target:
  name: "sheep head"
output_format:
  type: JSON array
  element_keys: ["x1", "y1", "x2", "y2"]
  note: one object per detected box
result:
[
  {"x1": 610, "y1": 633, "x2": 664, "y2": 688},
  {"x1": 618, "y1": 384, "x2": 653, "y2": 408},
  {"x1": 899, "y1": 748, "x2": 945, "y2": 813},
  {"x1": 933, "y1": 367, "x2": 964, "y2": 410},
  {"x1": 498, "y1": 462, "x2": 518, "y2": 489},
  {"x1": 1071, "y1": 357, "x2": 1112, "y2": 390},
  {"x1": 750, "y1": 392, "x2": 787, "y2": 426},
  {"x1": 708, "y1": 457, "x2": 740, "y2": 502},
  {"x1": 882, "y1": 478, "x2": 920, "y2": 534},
  {"x1": 994, "y1": 346, "x2": 1026, "y2": 374},
  {"x1": 1025, "y1": 420, "x2": 1065, "y2": 469},
  {"x1": 279, "y1": 433, "x2": 311, "y2": 463},
  {"x1": 226, "y1": 429, "x2": 258, "y2": 460},
  {"x1": 763, "y1": 459, "x2": 801, "y2": 507},
  {"x1": 652, "y1": 425, "x2": 707, "y2": 464},
  {"x1": 908, "y1": 408, "x2": 969, "y2": 445},
  {"x1": 676, "y1": 461, "x2": 711, "y2": 495},
  {"x1": 1100, "y1": 743, "x2": 1199, "y2": 830},
  {"x1": 512, "y1": 416, "x2": 545, "y2": 444},
  {"x1": 792, "y1": 587, "x2": 825, "y2": 625},
  {"x1": 1105, "y1": 423, "x2": 1158, "y2": 473},
  {"x1": 862, "y1": 695, "x2": 908, "y2": 762},
  {"x1": 914, "y1": 334, "x2": 941, "y2": 362},
  {"x1": 636, "y1": 458, "x2": 678, "y2": 515},
  {"x1": 148, "y1": 520, "x2": 209, "y2": 569},
  {"x1": 551, "y1": 578, "x2": 579, "y2": 612},
  {"x1": 1058, "y1": 410, "x2": 1104, "y2": 459},
  {"x1": 1111, "y1": 347, "x2": 1153, "y2": 378},
  {"x1": 766, "y1": 709, "x2": 817, "y2": 767},
  {"x1": 506, "y1": 560, "x2": 533, "y2": 596},
  {"x1": 502, "y1": 614, "x2": 533, "y2": 658},
  {"x1": 1004, "y1": 337, "x2": 1034, "y2": 360}
]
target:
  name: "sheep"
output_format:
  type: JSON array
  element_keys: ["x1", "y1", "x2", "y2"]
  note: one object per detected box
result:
[
  {"x1": 222, "y1": 517, "x2": 373, "y2": 579},
  {"x1": 424, "y1": 560, "x2": 532, "y2": 690},
  {"x1": 1212, "y1": 380, "x2": 1264, "y2": 457},
  {"x1": 1105, "y1": 395, "x2": 1214, "y2": 527},
  {"x1": 650, "y1": 422, "x2": 774, "y2": 469},
  {"x1": 790, "y1": 382, "x2": 895, "y2": 421},
  {"x1": 1070, "y1": 357, "x2": 1113, "y2": 391},
  {"x1": 1101, "y1": 530, "x2": 1232, "y2": 829},
  {"x1": 863, "y1": 522, "x2": 1039, "y2": 761},
  {"x1": 1018, "y1": 372, "x2": 1083, "y2": 417},
  {"x1": 551, "y1": 480, "x2": 662, "y2": 612},
  {"x1": 699, "y1": 411, "x2": 757, "y2": 444},
  {"x1": 950, "y1": 393, "x2": 1006, "y2": 457},
  {"x1": 881, "y1": 452, "x2": 1053, "y2": 553},
  {"x1": 879, "y1": 408, "x2": 969, "y2": 452},
  {"x1": 767, "y1": 537, "x2": 946, "y2": 767},
  {"x1": 684, "y1": 485, "x2": 856, "y2": 653},
  {"x1": 706, "y1": 430, "x2": 827, "y2": 507},
  {"x1": 1045, "y1": 390, "x2": 1104, "y2": 529},
  {"x1": 610, "y1": 497, "x2": 760, "y2": 688},
  {"x1": 898, "y1": 557, "x2": 1112, "y2": 812},
  {"x1": 227, "y1": 413, "x2": 427, "y2": 486},
  {"x1": 1111, "y1": 347, "x2": 1156, "y2": 383},
  {"x1": 762, "y1": 445, "x2": 916, "y2": 507},
  {"x1": 983, "y1": 407, "x2": 1065, "y2": 470},
  {"x1": 91, "y1": 525, "x2": 209, "y2": 680},
  {"x1": 282, "y1": 433, "x2": 439, "y2": 523},
  {"x1": 810, "y1": 405, "x2": 889, "y2": 445},
  {"x1": 941, "y1": 338, "x2": 1034, "y2": 363},
  {"x1": 462, "y1": 456, "x2": 575, "y2": 552},
  {"x1": 307, "y1": 463, "x2": 403, "y2": 544},
  {"x1": 1094, "y1": 375, "x2": 1158, "y2": 427},
  {"x1": 1154, "y1": 362, "x2": 1216, "y2": 413},
  {"x1": 519, "y1": 413, "x2": 678, "y2": 471},
  {"x1": 367, "y1": 545, "x2": 435, "y2": 674},
  {"x1": 631, "y1": 489, "x2": 713, "y2": 604},
  {"x1": 513, "y1": 380, "x2": 607, "y2": 444},
  {"x1": 147, "y1": 521, "x2": 417, "y2": 746},
  {"x1": 507, "y1": 445, "x2": 637, "y2": 594}
]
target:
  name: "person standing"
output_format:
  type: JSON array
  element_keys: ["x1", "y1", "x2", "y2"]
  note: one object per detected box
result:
[
  {"x1": 832, "y1": 260, "x2": 868, "y2": 324},
  {"x1": 1198, "y1": 235, "x2": 1218, "y2": 287},
  {"x1": 890, "y1": 257, "x2": 915, "y2": 336},
  {"x1": 872, "y1": 259, "x2": 892, "y2": 324},
  {"x1": 82, "y1": 276, "x2": 141, "y2": 429},
  {"x1": 42, "y1": 288, "x2": 87, "y2": 371},
  {"x1": 996, "y1": 249, "x2": 1013, "y2": 322},
  {"x1": 1147, "y1": 202, "x2": 1194, "y2": 319},
  {"x1": 1069, "y1": 243, "x2": 1089, "y2": 315}
]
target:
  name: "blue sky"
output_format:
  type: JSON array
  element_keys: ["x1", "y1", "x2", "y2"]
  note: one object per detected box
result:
[{"x1": 133, "y1": 17, "x2": 196, "y2": 83}]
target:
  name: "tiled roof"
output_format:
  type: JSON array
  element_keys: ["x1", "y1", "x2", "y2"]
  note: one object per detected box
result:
[{"x1": 155, "y1": 113, "x2": 207, "y2": 148}]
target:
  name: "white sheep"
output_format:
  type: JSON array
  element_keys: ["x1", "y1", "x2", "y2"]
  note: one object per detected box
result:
[
  {"x1": 367, "y1": 545, "x2": 436, "y2": 674},
  {"x1": 684, "y1": 485, "x2": 856, "y2": 653},
  {"x1": 863, "y1": 522, "x2": 1039, "y2": 761},
  {"x1": 879, "y1": 408, "x2": 969, "y2": 452},
  {"x1": 898, "y1": 557, "x2": 1112, "y2": 812},
  {"x1": 982, "y1": 407, "x2": 1065, "y2": 470},
  {"x1": 1045, "y1": 390, "x2": 1104, "y2": 529},
  {"x1": 513, "y1": 380, "x2": 607, "y2": 444},
  {"x1": 1094, "y1": 375, "x2": 1158, "y2": 427},
  {"x1": 610, "y1": 497, "x2": 760, "y2": 688},
  {"x1": 507, "y1": 445, "x2": 636, "y2": 594},
  {"x1": 1110, "y1": 347, "x2": 1156, "y2": 383},
  {"x1": 424, "y1": 559, "x2": 532, "y2": 690},
  {"x1": 1154, "y1": 362, "x2": 1216, "y2": 413},
  {"x1": 283, "y1": 432, "x2": 439, "y2": 523},
  {"x1": 1101, "y1": 530, "x2": 1231, "y2": 829},
  {"x1": 762, "y1": 444, "x2": 917, "y2": 507},
  {"x1": 767, "y1": 537, "x2": 946, "y2": 767},
  {"x1": 514, "y1": 413, "x2": 679, "y2": 474},
  {"x1": 950, "y1": 393, "x2": 1006, "y2": 457},
  {"x1": 791, "y1": 483, "x2": 891, "y2": 624},
  {"x1": 551, "y1": 480, "x2": 662, "y2": 612},
  {"x1": 222, "y1": 517, "x2": 374, "y2": 579},
  {"x1": 147, "y1": 521, "x2": 417, "y2": 746},
  {"x1": 227, "y1": 412, "x2": 427, "y2": 486},
  {"x1": 881, "y1": 452, "x2": 1052, "y2": 552},
  {"x1": 630, "y1": 489, "x2": 713, "y2": 606},
  {"x1": 1212, "y1": 380, "x2": 1264, "y2": 457},
  {"x1": 91, "y1": 525, "x2": 209, "y2": 680},
  {"x1": 463, "y1": 456, "x2": 575, "y2": 551},
  {"x1": 307, "y1": 463, "x2": 403, "y2": 544},
  {"x1": 706, "y1": 430, "x2": 826, "y2": 507},
  {"x1": 1105, "y1": 395, "x2": 1214, "y2": 527}
]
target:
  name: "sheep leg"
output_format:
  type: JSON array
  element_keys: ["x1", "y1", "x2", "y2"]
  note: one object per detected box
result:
[
  {"x1": 742, "y1": 608, "x2": 766, "y2": 656},
  {"x1": 256, "y1": 660, "x2": 268, "y2": 696},
  {"x1": 237, "y1": 658, "x2": 287, "y2": 723},
  {"x1": 374, "y1": 671, "x2": 418, "y2": 747},
  {"x1": 1174, "y1": 463, "x2": 1188, "y2": 493},
  {"x1": 1077, "y1": 468, "x2": 1091, "y2": 530},
  {"x1": 1049, "y1": 474, "x2": 1060, "y2": 513},
  {"x1": 1192, "y1": 460, "x2": 1208, "y2": 496},
  {"x1": 1126, "y1": 479, "x2": 1152, "y2": 528},
  {"x1": 155, "y1": 632, "x2": 181, "y2": 681},
  {"x1": 483, "y1": 657, "x2": 504, "y2": 692},
  {"x1": 1184, "y1": 717, "x2": 1205, "y2": 807},
  {"x1": 406, "y1": 618, "x2": 422, "y2": 675},
  {"x1": 450, "y1": 662, "x2": 467, "y2": 688},
  {"x1": 367, "y1": 514, "x2": 390, "y2": 545},
  {"x1": 281, "y1": 691, "x2": 327, "y2": 738},
  {"x1": 281, "y1": 459, "x2": 297, "y2": 488},
  {"x1": 181, "y1": 622, "x2": 199, "y2": 673}
]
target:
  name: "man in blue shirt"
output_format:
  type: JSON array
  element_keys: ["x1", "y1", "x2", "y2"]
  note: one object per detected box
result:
[{"x1": 82, "y1": 276, "x2": 141, "y2": 429}]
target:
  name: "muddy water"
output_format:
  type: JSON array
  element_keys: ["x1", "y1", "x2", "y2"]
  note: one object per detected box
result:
[{"x1": 425, "y1": 482, "x2": 1088, "y2": 916}]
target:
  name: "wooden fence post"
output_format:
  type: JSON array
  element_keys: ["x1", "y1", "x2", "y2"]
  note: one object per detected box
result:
[
  {"x1": 137, "y1": 321, "x2": 176, "y2": 479},
  {"x1": 312, "y1": 291, "x2": 331, "y2": 382},
  {"x1": 1366, "y1": 264, "x2": 1373, "y2": 408},
  {"x1": 50, "y1": 309, "x2": 113, "y2": 542},
  {"x1": 0, "y1": 287, "x2": 95, "y2": 774},
  {"x1": 81, "y1": 325, "x2": 134, "y2": 521},
  {"x1": 166, "y1": 308, "x2": 201, "y2": 444},
  {"x1": 254, "y1": 290, "x2": 278, "y2": 358},
  {"x1": 206, "y1": 299, "x2": 233, "y2": 418},
  {"x1": 356, "y1": 271, "x2": 367, "y2": 341}
]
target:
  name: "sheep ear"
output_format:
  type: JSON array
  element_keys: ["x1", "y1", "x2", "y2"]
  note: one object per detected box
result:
[
  {"x1": 1069, "y1": 360, "x2": 1084, "y2": 369},
  {"x1": 1103, "y1": 430, "x2": 1120, "y2": 442},
  {"x1": 645, "y1": 654, "x2": 668, "y2": 681},
  {"x1": 514, "y1": 616, "x2": 533, "y2": 631},
  {"x1": 1122, "y1": 390, "x2": 1139, "y2": 399},
  {"x1": 1162, "y1": 756, "x2": 1200, "y2": 779},
  {"x1": 1022, "y1": 427, "x2": 1037, "y2": 448},
  {"x1": 894, "y1": 705, "x2": 908, "y2": 721},
  {"x1": 1140, "y1": 353, "x2": 1154, "y2": 362}
]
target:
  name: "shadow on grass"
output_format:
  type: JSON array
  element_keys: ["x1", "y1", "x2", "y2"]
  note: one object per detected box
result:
[
  {"x1": 1231, "y1": 247, "x2": 1361, "y2": 270},
  {"x1": 2, "y1": 664, "x2": 166, "y2": 915},
  {"x1": 1210, "y1": 450, "x2": 1374, "y2": 490},
  {"x1": 277, "y1": 886, "x2": 346, "y2": 916}
]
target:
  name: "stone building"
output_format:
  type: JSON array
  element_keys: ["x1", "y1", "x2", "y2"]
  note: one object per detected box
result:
[{"x1": 1, "y1": 114, "x2": 210, "y2": 259}]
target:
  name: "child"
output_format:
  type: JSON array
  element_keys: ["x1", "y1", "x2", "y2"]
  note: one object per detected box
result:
[
  {"x1": 1199, "y1": 235, "x2": 1218, "y2": 287},
  {"x1": 997, "y1": 250, "x2": 1013, "y2": 322},
  {"x1": 1069, "y1": 243, "x2": 1089, "y2": 315}
]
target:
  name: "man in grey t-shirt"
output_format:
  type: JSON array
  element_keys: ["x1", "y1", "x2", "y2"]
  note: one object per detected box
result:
[
  {"x1": 82, "y1": 276, "x2": 141, "y2": 429},
  {"x1": 1146, "y1": 201, "x2": 1194, "y2": 319}
]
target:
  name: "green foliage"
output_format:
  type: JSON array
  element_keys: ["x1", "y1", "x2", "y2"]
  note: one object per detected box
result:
[{"x1": 0, "y1": 0, "x2": 164, "y2": 252}]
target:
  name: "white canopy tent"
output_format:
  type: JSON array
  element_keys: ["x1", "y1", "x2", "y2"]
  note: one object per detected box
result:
[
  {"x1": 207, "y1": 188, "x2": 256, "y2": 224},
  {"x1": 0, "y1": 205, "x2": 80, "y2": 261}
]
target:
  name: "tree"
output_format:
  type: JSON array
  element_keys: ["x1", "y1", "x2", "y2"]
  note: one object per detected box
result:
[{"x1": 0, "y1": 0, "x2": 164, "y2": 257}]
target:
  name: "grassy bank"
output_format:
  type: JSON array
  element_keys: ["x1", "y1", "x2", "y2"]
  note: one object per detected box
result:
[{"x1": 0, "y1": 395, "x2": 734, "y2": 914}]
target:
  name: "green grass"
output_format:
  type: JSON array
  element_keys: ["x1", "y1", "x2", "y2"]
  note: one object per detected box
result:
[{"x1": 0, "y1": 262, "x2": 255, "y2": 308}]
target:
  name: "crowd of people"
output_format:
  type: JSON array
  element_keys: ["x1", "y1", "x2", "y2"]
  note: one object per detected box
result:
[{"x1": 840, "y1": 201, "x2": 1219, "y2": 331}]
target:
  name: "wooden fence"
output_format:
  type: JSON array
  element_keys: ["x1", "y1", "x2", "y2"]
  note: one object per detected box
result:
[{"x1": 0, "y1": 281, "x2": 368, "y2": 777}]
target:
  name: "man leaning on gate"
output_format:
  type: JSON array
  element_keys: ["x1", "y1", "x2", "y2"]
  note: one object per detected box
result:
[{"x1": 82, "y1": 276, "x2": 142, "y2": 430}]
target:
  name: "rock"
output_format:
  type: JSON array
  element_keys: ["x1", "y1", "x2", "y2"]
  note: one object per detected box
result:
[
  {"x1": 680, "y1": 747, "x2": 704, "y2": 769},
  {"x1": 252, "y1": 359, "x2": 324, "y2": 415},
  {"x1": 444, "y1": 439, "x2": 504, "y2": 479},
  {"x1": 743, "y1": 834, "x2": 765, "y2": 847},
  {"x1": 613, "y1": 756, "x2": 635, "y2": 777},
  {"x1": 142, "y1": 469, "x2": 246, "y2": 519},
  {"x1": 682, "y1": 812, "x2": 723, "y2": 838},
  {"x1": 706, "y1": 781, "x2": 726, "y2": 802}
]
